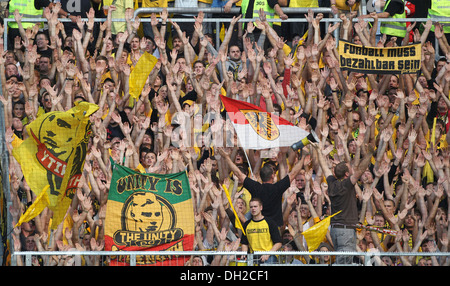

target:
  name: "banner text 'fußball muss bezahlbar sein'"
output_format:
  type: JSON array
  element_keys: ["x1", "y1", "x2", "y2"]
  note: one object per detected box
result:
[{"x1": 338, "y1": 40, "x2": 421, "y2": 75}]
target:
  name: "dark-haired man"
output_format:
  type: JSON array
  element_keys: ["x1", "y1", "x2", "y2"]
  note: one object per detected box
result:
[
  {"x1": 312, "y1": 142, "x2": 374, "y2": 264},
  {"x1": 38, "y1": 55, "x2": 52, "y2": 79},
  {"x1": 217, "y1": 147, "x2": 304, "y2": 228},
  {"x1": 35, "y1": 32, "x2": 52, "y2": 58}
]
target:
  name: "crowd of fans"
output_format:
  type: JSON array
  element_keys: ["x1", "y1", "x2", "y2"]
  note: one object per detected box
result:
[{"x1": 2, "y1": 0, "x2": 450, "y2": 266}]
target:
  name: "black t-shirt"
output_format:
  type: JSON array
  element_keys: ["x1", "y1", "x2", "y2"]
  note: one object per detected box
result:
[
  {"x1": 106, "y1": 110, "x2": 128, "y2": 141},
  {"x1": 59, "y1": 0, "x2": 93, "y2": 36},
  {"x1": 37, "y1": 48, "x2": 53, "y2": 59},
  {"x1": 107, "y1": 124, "x2": 124, "y2": 141},
  {"x1": 180, "y1": 90, "x2": 197, "y2": 104},
  {"x1": 243, "y1": 175, "x2": 290, "y2": 227},
  {"x1": 60, "y1": 0, "x2": 92, "y2": 16},
  {"x1": 407, "y1": 0, "x2": 430, "y2": 19},
  {"x1": 34, "y1": 0, "x2": 51, "y2": 10},
  {"x1": 384, "y1": 0, "x2": 405, "y2": 16},
  {"x1": 326, "y1": 176, "x2": 358, "y2": 226},
  {"x1": 91, "y1": 0, "x2": 105, "y2": 18}
]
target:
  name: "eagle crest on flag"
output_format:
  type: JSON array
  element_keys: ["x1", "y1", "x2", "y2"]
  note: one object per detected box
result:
[
  {"x1": 220, "y1": 95, "x2": 310, "y2": 150},
  {"x1": 241, "y1": 110, "x2": 280, "y2": 141}
]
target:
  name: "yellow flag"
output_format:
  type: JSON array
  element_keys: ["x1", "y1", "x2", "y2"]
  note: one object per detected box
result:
[
  {"x1": 222, "y1": 184, "x2": 246, "y2": 235},
  {"x1": 129, "y1": 52, "x2": 158, "y2": 100},
  {"x1": 13, "y1": 102, "x2": 99, "y2": 229},
  {"x1": 301, "y1": 211, "x2": 341, "y2": 252},
  {"x1": 220, "y1": 23, "x2": 225, "y2": 43},
  {"x1": 15, "y1": 186, "x2": 50, "y2": 228}
]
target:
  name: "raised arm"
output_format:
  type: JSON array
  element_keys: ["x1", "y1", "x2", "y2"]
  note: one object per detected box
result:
[
  {"x1": 216, "y1": 147, "x2": 247, "y2": 183},
  {"x1": 350, "y1": 145, "x2": 375, "y2": 185},
  {"x1": 311, "y1": 142, "x2": 333, "y2": 178}
]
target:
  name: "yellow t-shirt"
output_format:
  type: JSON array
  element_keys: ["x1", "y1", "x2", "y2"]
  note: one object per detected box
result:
[
  {"x1": 142, "y1": 0, "x2": 167, "y2": 9},
  {"x1": 109, "y1": 0, "x2": 134, "y2": 34},
  {"x1": 289, "y1": 0, "x2": 318, "y2": 7},
  {"x1": 335, "y1": 0, "x2": 360, "y2": 11}
]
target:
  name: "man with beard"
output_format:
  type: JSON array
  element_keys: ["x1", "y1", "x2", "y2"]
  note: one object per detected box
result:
[
  {"x1": 226, "y1": 45, "x2": 244, "y2": 81},
  {"x1": 167, "y1": 34, "x2": 185, "y2": 63}
]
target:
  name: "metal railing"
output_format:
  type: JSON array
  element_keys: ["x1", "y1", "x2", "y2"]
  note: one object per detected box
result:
[
  {"x1": 12, "y1": 250, "x2": 450, "y2": 266},
  {"x1": 3, "y1": 7, "x2": 339, "y2": 51},
  {"x1": 4, "y1": 10, "x2": 449, "y2": 52},
  {"x1": 4, "y1": 6, "x2": 450, "y2": 266}
]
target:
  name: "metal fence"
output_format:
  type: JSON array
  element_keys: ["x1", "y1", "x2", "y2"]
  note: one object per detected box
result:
[
  {"x1": 3, "y1": 6, "x2": 450, "y2": 267},
  {"x1": 12, "y1": 250, "x2": 450, "y2": 266},
  {"x1": 2, "y1": 7, "x2": 340, "y2": 52},
  {"x1": 3, "y1": 7, "x2": 448, "y2": 53}
]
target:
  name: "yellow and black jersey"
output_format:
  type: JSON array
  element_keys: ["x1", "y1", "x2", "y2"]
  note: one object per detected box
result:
[{"x1": 241, "y1": 217, "x2": 282, "y2": 252}]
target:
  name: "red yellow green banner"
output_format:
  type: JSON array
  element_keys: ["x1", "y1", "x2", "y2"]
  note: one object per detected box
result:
[{"x1": 105, "y1": 163, "x2": 195, "y2": 266}]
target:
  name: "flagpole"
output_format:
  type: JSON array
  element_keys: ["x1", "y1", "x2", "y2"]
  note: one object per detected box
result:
[
  {"x1": 234, "y1": 134, "x2": 255, "y2": 178},
  {"x1": 242, "y1": 148, "x2": 254, "y2": 178}
]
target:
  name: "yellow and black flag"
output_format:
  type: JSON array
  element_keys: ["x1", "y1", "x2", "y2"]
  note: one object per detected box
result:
[
  {"x1": 13, "y1": 102, "x2": 99, "y2": 229},
  {"x1": 338, "y1": 40, "x2": 421, "y2": 75}
]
